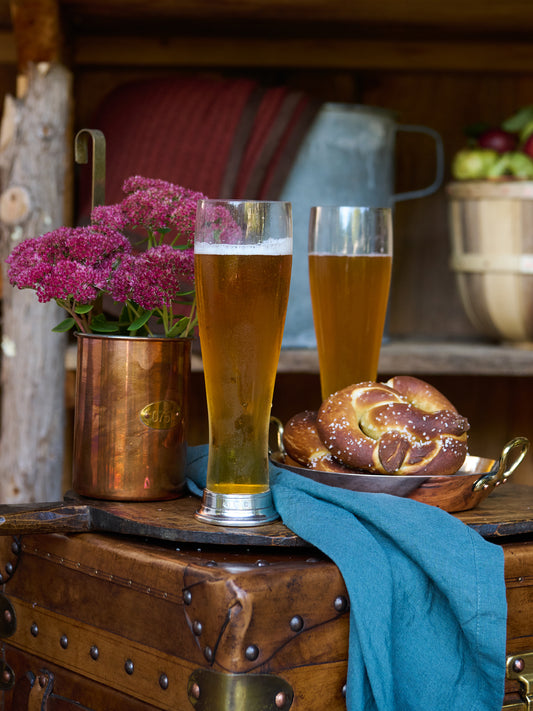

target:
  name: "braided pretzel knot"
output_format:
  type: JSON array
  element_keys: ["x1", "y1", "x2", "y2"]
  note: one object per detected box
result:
[{"x1": 316, "y1": 376, "x2": 469, "y2": 476}]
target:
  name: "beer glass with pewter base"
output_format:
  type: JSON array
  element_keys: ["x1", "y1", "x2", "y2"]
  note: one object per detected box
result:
[
  {"x1": 308, "y1": 206, "x2": 392, "y2": 401},
  {"x1": 194, "y1": 200, "x2": 292, "y2": 526}
]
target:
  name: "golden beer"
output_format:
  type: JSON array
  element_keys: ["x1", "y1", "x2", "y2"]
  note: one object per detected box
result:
[
  {"x1": 195, "y1": 241, "x2": 292, "y2": 495},
  {"x1": 309, "y1": 252, "x2": 392, "y2": 400}
]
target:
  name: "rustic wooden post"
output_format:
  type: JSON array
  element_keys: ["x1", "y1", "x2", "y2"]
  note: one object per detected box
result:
[{"x1": 0, "y1": 0, "x2": 72, "y2": 502}]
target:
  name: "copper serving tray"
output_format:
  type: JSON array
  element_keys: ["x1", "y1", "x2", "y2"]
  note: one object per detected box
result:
[{"x1": 270, "y1": 434, "x2": 529, "y2": 513}]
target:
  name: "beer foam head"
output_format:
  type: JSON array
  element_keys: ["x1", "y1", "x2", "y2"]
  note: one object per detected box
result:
[{"x1": 195, "y1": 237, "x2": 292, "y2": 255}]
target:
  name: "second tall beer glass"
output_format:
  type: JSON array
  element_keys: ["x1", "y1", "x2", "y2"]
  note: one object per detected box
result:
[
  {"x1": 194, "y1": 200, "x2": 292, "y2": 526},
  {"x1": 309, "y1": 206, "x2": 393, "y2": 401}
]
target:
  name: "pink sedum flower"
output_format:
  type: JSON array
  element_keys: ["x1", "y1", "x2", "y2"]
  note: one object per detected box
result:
[
  {"x1": 5, "y1": 176, "x2": 206, "y2": 337},
  {"x1": 92, "y1": 176, "x2": 205, "y2": 248},
  {"x1": 196, "y1": 203, "x2": 243, "y2": 244},
  {"x1": 109, "y1": 246, "x2": 194, "y2": 310},
  {"x1": 6, "y1": 226, "x2": 132, "y2": 303}
]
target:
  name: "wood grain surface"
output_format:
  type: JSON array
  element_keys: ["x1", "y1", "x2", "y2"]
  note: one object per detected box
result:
[{"x1": 0, "y1": 484, "x2": 531, "y2": 547}]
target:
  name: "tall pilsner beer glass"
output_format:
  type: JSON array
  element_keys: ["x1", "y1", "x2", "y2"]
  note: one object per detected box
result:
[
  {"x1": 194, "y1": 200, "x2": 292, "y2": 526},
  {"x1": 309, "y1": 206, "x2": 392, "y2": 401}
]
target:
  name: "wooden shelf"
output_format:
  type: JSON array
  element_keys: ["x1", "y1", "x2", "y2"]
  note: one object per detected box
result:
[
  {"x1": 65, "y1": 340, "x2": 533, "y2": 378},
  {"x1": 191, "y1": 340, "x2": 533, "y2": 377},
  {"x1": 71, "y1": 36, "x2": 533, "y2": 73},
  {"x1": 4, "y1": 0, "x2": 533, "y2": 72},
  {"x1": 26, "y1": 0, "x2": 533, "y2": 35},
  {"x1": 280, "y1": 341, "x2": 533, "y2": 377}
]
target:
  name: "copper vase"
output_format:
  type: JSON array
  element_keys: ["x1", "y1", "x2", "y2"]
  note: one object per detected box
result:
[{"x1": 72, "y1": 334, "x2": 191, "y2": 501}]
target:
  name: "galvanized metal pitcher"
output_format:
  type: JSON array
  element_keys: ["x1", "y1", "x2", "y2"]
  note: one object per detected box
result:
[
  {"x1": 72, "y1": 334, "x2": 190, "y2": 501},
  {"x1": 279, "y1": 103, "x2": 444, "y2": 347}
]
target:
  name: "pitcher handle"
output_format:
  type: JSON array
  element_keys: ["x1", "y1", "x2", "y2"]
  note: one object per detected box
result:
[{"x1": 392, "y1": 124, "x2": 444, "y2": 204}]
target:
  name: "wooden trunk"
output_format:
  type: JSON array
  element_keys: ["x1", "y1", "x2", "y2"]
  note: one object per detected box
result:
[{"x1": 0, "y1": 485, "x2": 532, "y2": 709}]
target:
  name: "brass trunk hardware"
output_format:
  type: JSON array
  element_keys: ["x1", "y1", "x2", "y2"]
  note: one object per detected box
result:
[
  {"x1": 505, "y1": 652, "x2": 533, "y2": 710},
  {"x1": 0, "y1": 660, "x2": 15, "y2": 690},
  {"x1": 0, "y1": 593, "x2": 16, "y2": 637},
  {"x1": 0, "y1": 537, "x2": 22, "y2": 585},
  {"x1": 4, "y1": 597, "x2": 193, "y2": 709},
  {"x1": 28, "y1": 670, "x2": 55, "y2": 707},
  {"x1": 187, "y1": 669, "x2": 294, "y2": 710}
]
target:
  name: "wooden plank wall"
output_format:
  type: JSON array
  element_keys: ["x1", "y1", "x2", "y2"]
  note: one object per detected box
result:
[
  {"x1": 71, "y1": 65, "x2": 533, "y2": 340},
  {"x1": 1, "y1": 33, "x2": 533, "y2": 485}
]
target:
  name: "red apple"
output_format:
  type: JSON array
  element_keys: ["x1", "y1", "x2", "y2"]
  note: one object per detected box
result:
[{"x1": 478, "y1": 128, "x2": 518, "y2": 153}]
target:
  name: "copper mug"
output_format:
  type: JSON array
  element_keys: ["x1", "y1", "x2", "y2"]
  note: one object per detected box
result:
[{"x1": 72, "y1": 333, "x2": 190, "y2": 501}]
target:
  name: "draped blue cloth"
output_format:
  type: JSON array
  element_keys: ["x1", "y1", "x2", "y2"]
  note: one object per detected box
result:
[{"x1": 186, "y1": 445, "x2": 507, "y2": 711}]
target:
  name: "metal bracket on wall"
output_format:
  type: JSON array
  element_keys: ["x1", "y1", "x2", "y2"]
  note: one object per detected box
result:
[
  {"x1": 187, "y1": 668, "x2": 293, "y2": 710},
  {"x1": 74, "y1": 128, "x2": 106, "y2": 210}
]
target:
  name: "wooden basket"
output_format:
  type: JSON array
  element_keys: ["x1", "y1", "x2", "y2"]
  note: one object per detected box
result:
[{"x1": 447, "y1": 180, "x2": 533, "y2": 342}]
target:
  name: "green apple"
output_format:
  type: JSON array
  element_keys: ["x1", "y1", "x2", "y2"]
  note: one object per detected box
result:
[
  {"x1": 486, "y1": 151, "x2": 533, "y2": 178},
  {"x1": 451, "y1": 148, "x2": 499, "y2": 180}
]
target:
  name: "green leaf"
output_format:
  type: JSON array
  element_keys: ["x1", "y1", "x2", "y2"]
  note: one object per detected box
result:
[
  {"x1": 166, "y1": 316, "x2": 193, "y2": 338},
  {"x1": 166, "y1": 321, "x2": 185, "y2": 338},
  {"x1": 52, "y1": 318, "x2": 76, "y2": 333},
  {"x1": 128, "y1": 310, "x2": 154, "y2": 331},
  {"x1": 520, "y1": 119, "x2": 533, "y2": 142},
  {"x1": 464, "y1": 121, "x2": 490, "y2": 139},
  {"x1": 502, "y1": 105, "x2": 533, "y2": 133},
  {"x1": 74, "y1": 303, "x2": 94, "y2": 314},
  {"x1": 90, "y1": 313, "x2": 120, "y2": 333},
  {"x1": 91, "y1": 322, "x2": 120, "y2": 333}
]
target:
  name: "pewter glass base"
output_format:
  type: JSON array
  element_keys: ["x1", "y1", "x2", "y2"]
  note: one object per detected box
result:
[{"x1": 195, "y1": 489, "x2": 279, "y2": 527}]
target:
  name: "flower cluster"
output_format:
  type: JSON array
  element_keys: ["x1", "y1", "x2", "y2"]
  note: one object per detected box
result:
[
  {"x1": 195, "y1": 202, "x2": 243, "y2": 245},
  {"x1": 5, "y1": 177, "x2": 207, "y2": 337}
]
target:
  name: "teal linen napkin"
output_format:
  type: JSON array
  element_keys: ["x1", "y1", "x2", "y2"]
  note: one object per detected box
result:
[{"x1": 186, "y1": 445, "x2": 507, "y2": 711}]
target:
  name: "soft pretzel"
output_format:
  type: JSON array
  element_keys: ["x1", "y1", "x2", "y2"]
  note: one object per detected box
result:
[
  {"x1": 386, "y1": 375, "x2": 458, "y2": 413},
  {"x1": 283, "y1": 410, "x2": 354, "y2": 474},
  {"x1": 316, "y1": 377, "x2": 469, "y2": 476}
]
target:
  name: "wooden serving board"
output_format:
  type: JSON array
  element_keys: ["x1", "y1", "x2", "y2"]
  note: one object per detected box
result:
[
  {"x1": 0, "y1": 492, "x2": 302, "y2": 547},
  {"x1": 0, "y1": 484, "x2": 531, "y2": 547}
]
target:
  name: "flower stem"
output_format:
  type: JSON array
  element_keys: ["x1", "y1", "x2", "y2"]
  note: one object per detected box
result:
[
  {"x1": 57, "y1": 300, "x2": 88, "y2": 333},
  {"x1": 128, "y1": 303, "x2": 154, "y2": 336},
  {"x1": 183, "y1": 295, "x2": 196, "y2": 338}
]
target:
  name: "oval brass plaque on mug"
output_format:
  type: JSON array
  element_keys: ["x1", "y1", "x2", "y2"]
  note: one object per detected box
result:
[{"x1": 140, "y1": 401, "x2": 181, "y2": 430}]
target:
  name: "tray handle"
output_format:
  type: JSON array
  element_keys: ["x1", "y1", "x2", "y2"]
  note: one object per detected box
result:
[
  {"x1": 269, "y1": 416, "x2": 286, "y2": 456},
  {"x1": 472, "y1": 437, "x2": 530, "y2": 492}
]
